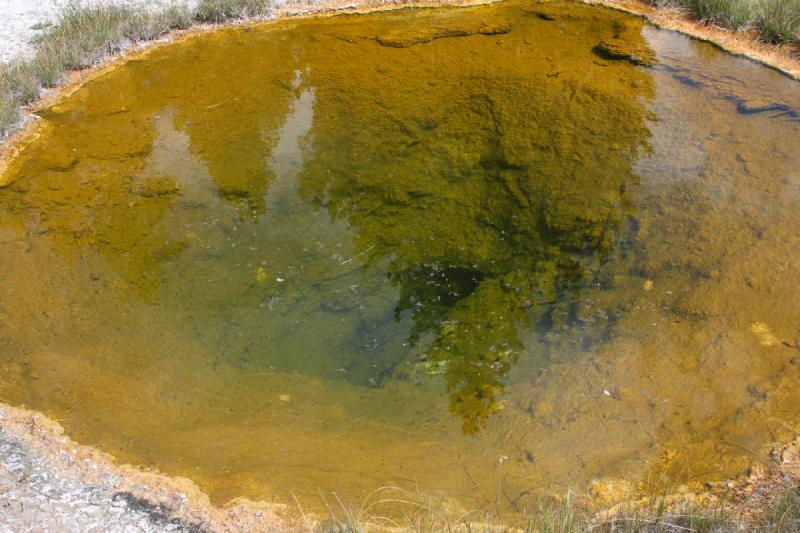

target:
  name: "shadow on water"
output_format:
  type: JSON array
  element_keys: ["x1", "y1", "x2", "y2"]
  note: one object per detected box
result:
[
  {"x1": 288, "y1": 17, "x2": 655, "y2": 430},
  {"x1": 2, "y1": 2, "x2": 656, "y2": 433},
  {"x1": 2, "y1": 0, "x2": 654, "y2": 432}
]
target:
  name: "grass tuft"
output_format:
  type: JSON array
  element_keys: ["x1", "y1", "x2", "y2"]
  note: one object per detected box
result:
[
  {"x1": 645, "y1": 0, "x2": 800, "y2": 43},
  {"x1": 754, "y1": 0, "x2": 800, "y2": 44},
  {"x1": 532, "y1": 493, "x2": 578, "y2": 533},
  {"x1": 194, "y1": 0, "x2": 273, "y2": 22},
  {"x1": 688, "y1": 0, "x2": 753, "y2": 29},
  {"x1": 0, "y1": 0, "x2": 197, "y2": 138},
  {"x1": 766, "y1": 483, "x2": 800, "y2": 532},
  {"x1": 595, "y1": 505, "x2": 735, "y2": 532},
  {"x1": 0, "y1": 91, "x2": 21, "y2": 135},
  {"x1": 3, "y1": 60, "x2": 41, "y2": 105},
  {"x1": 32, "y1": 1, "x2": 195, "y2": 70},
  {"x1": 305, "y1": 476, "x2": 800, "y2": 532}
]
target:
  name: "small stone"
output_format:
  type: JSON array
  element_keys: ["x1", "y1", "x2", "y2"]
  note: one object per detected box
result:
[
  {"x1": 525, "y1": 9, "x2": 557, "y2": 21},
  {"x1": 594, "y1": 39, "x2": 656, "y2": 66},
  {"x1": 747, "y1": 384, "x2": 768, "y2": 400},
  {"x1": 137, "y1": 175, "x2": 179, "y2": 198},
  {"x1": 751, "y1": 322, "x2": 780, "y2": 347},
  {"x1": 525, "y1": 451, "x2": 535, "y2": 463},
  {"x1": 376, "y1": 19, "x2": 511, "y2": 48},
  {"x1": 478, "y1": 21, "x2": 512, "y2": 35}
]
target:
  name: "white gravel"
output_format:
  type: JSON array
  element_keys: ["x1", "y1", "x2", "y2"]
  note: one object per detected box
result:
[
  {"x1": 0, "y1": 422, "x2": 199, "y2": 532},
  {"x1": 0, "y1": 0, "x2": 199, "y2": 63},
  {"x1": 0, "y1": 0, "x2": 67, "y2": 62}
]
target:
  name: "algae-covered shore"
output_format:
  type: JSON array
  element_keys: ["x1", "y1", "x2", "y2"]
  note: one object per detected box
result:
[
  {"x1": 1, "y1": 0, "x2": 800, "y2": 531},
  {"x1": 2, "y1": 399, "x2": 800, "y2": 530},
  {"x1": 0, "y1": 402, "x2": 300, "y2": 531},
  {"x1": 0, "y1": 0, "x2": 799, "y2": 148}
]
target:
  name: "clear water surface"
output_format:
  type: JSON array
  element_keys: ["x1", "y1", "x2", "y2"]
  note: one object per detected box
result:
[{"x1": 0, "y1": 0, "x2": 799, "y2": 520}]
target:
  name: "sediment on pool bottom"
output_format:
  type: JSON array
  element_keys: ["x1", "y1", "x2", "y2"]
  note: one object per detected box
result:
[{"x1": 0, "y1": 0, "x2": 798, "y2": 521}]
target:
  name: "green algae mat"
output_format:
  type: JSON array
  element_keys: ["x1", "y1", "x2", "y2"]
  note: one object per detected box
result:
[{"x1": 1, "y1": 0, "x2": 799, "y2": 521}]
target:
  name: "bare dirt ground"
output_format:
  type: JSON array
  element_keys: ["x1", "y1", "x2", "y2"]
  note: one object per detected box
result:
[{"x1": 0, "y1": 420, "x2": 192, "y2": 532}]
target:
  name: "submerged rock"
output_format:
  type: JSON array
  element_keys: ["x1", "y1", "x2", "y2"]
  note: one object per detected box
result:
[
  {"x1": 523, "y1": 7, "x2": 567, "y2": 21},
  {"x1": 375, "y1": 19, "x2": 511, "y2": 47},
  {"x1": 136, "y1": 175, "x2": 180, "y2": 198},
  {"x1": 527, "y1": 10, "x2": 557, "y2": 21},
  {"x1": 594, "y1": 38, "x2": 656, "y2": 66},
  {"x1": 376, "y1": 27, "x2": 471, "y2": 47},
  {"x1": 477, "y1": 21, "x2": 512, "y2": 35}
]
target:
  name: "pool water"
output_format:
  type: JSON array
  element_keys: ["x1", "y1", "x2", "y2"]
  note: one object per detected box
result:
[{"x1": 0, "y1": 0, "x2": 799, "y2": 520}]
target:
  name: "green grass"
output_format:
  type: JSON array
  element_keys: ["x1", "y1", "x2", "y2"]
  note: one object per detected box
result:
[
  {"x1": 755, "y1": 0, "x2": 800, "y2": 43},
  {"x1": 593, "y1": 503, "x2": 736, "y2": 533},
  {"x1": 685, "y1": 0, "x2": 753, "y2": 28},
  {"x1": 31, "y1": 1, "x2": 193, "y2": 71},
  {"x1": 646, "y1": 0, "x2": 800, "y2": 43},
  {"x1": 766, "y1": 483, "x2": 800, "y2": 532},
  {"x1": 0, "y1": 0, "x2": 271, "y2": 137},
  {"x1": 0, "y1": 87, "x2": 21, "y2": 134},
  {"x1": 194, "y1": 0, "x2": 272, "y2": 22},
  {"x1": 306, "y1": 475, "x2": 800, "y2": 532},
  {"x1": 307, "y1": 487, "x2": 732, "y2": 532}
]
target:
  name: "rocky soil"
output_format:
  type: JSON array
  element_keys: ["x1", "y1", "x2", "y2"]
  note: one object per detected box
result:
[
  {"x1": 0, "y1": 408, "x2": 199, "y2": 532},
  {"x1": 0, "y1": 404, "x2": 297, "y2": 532}
]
